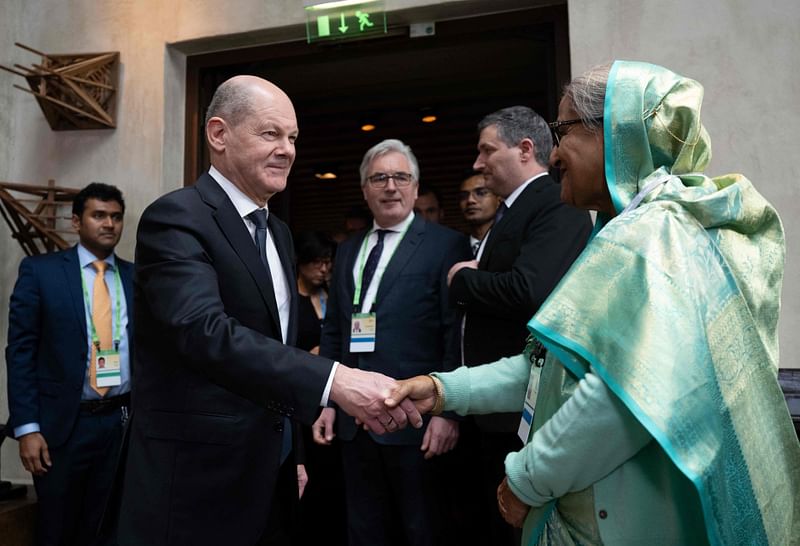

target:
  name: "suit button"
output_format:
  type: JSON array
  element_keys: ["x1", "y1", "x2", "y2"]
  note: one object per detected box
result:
[
  {"x1": 274, "y1": 422, "x2": 284, "y2": 432},
  {"x1": 598, "y1": 509, "x2": 608, "y2": 519}
]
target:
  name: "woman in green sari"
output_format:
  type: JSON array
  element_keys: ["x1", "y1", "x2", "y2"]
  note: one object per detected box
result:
[{"x1": 389, "y1": 61, "x2": 800, "y2": 545}]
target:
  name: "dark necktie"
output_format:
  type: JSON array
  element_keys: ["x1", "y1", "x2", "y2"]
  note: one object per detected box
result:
[
  {"x1": 359, "y1": 229, "x2": 389, "y2": 309},
  {"x1": 494, "y1": 202, "x2": 508, "y2": 225},
  {"x1": 246, "y1": 209, "x2": 291, "y2": 464},
  {"x1": 471, "y1": 240, "x2": 481, "y2": 258},
  {"x1": 247, "y1": 209, "x2": 272, "y2": 273}
]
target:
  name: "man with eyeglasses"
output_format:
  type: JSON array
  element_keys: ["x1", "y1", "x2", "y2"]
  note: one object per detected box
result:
[
  {"x1": 458, "y1": 172, "x2": 503, "y2": 257},
  {"x1": 313, "y1": 139, "x2": 470, "y2": 546},
  {"x1": 447, "y1": 106, "x2": 593, "y2": 546}
]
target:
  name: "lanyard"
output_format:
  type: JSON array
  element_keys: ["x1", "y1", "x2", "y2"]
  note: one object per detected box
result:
[
  {"x1": 352, "y1": 222, "x2": 411, "y2": 310},
  {"x1": 79, "y1": 262, "x2": 123, "y2": 349}
]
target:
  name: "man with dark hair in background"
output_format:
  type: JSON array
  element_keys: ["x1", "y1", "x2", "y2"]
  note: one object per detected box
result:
[
  {"x1": 458, "y1": 172, "x2": 502, "y2": 257},
  {"x1": 6, "y1": 182, "x2": 133, "y2": 545}
]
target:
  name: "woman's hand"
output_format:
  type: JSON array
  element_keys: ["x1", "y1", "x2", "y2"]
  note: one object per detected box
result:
[
  {"x1": 497, "y1": 477, "x2": 529, "y2": 528},
  {"x1": 385, "y1": 375, "x2": 438, "y2": 415}
]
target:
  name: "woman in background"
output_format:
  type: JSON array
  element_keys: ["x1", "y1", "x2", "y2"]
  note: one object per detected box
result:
[
  {"x1": 294, "y1": 231, "x2": 335, "y2": 354},
  {"x1": 293, "y1": 231, "x2": 347, "y2": 545}
]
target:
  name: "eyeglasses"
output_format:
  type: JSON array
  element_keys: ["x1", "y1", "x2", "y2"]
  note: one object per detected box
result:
[
  {"x1": 366, "y1": 172, "x2": 415, "y2": 188},
  {"x1": 548, "y1": 117, "x2": 603, "y2": 146},
  {"x1": 309, "y1": 258, "x2": 332, "y2": 268},
  {"x1": 458, "y1": 187, "x2": 492, "y2": 201}
]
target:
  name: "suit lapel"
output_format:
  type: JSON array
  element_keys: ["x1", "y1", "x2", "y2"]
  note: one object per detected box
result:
[
  {"x1": 480, "y1": 177, "x2": 547, "y2": 267},
  {"x1": 195, "y1": 175, "x2": 282, "y2": 335},
  {"x1": 376, "y1": 216, "x2": 424, "y2": 304},
  {"x1": 63, "y1": 246, "x2": 88, "y2": 345}
]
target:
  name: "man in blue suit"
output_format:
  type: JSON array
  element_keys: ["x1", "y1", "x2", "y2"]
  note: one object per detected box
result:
[
  {"x1": 5, "y1": 182, "x2": 133, "y2": 546},
  {"x1": 313, "y1": 139, "x2": 471, "y2": 546}
]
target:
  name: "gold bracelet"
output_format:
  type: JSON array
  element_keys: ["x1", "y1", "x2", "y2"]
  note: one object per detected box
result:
[{"x1": 428, "y1": 375, "x2": 445, "y2": 415}]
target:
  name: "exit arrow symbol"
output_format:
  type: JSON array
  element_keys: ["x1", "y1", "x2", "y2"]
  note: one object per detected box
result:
[{"x1": 338, "y1": 13, "x2": 349, "y2": 33}]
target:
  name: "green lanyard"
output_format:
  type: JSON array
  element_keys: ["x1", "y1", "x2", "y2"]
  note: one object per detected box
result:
[
  {"x1": 352, "y1": 221, "x2": 411, "y2": 310},
  {"x1": 79, "y1": 261, "x2": 123, "y2": 350}
]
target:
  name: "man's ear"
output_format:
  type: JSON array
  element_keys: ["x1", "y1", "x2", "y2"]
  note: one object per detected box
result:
[
  {"x1": 206, "y1": 118, "x2": 227, "y2": 154},
  {"x1": 519, "y1": 138, "x2": 535, "y2": 163},
  {"x1": 71, "y1": 213, "x2": 81, "y2": 232}
]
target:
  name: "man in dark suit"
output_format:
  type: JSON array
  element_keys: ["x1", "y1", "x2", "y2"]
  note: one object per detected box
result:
[
  {"x1": 312, "y1": 139, "x2": 470, "y2": 546},
  {"x1": 447, "y1": 106, "x2": 593, "y2": 545},
  {"x1": 6, "y1": 182, "x2": 133, "y2": 546},
  {"x1": 117, "y1": 77, "x2": 420, "y2": 546}
]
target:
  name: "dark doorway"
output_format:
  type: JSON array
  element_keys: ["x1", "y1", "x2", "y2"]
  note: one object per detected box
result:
[{"x1": 185, "y1": 5, "x2": 569, "y2": 235}]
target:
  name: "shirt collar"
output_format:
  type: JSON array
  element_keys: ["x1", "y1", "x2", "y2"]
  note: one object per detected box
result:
[
  {"x1": 504, "y1": 172, "x2": 548, "y2": 209},
  {"x1": 209, "y1": 166, "x2": 268, "y2": 220},
  {"x1": 77, "y1": 243, "x2": 116, "y2": 270},
  {"x1": 371, "y1": 211, "x2": 415, "y2": 234}
]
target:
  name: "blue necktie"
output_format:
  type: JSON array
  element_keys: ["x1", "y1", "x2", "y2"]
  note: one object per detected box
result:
[
  {"x1": 359, "y1": 229, "x2": 389, "y2": 309},
  {"x1": 247, "y1": 209, "x2": 292, "y2": 464}
]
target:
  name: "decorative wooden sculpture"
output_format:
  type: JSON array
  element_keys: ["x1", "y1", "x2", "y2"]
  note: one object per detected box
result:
[
  {"x1": 0, "y1": 180, "x2": 79, "y2": 255},
  {"x1": 0, "y1": 43, "x2": 119, "y2": 130}
]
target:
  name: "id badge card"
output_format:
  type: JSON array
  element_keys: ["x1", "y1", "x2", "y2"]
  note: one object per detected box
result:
[
  {"x1": 350, "y1": 312, "x2": 376, "y2": 353},
  {"x1": 95, "y1": 348, "x2": 122, "y2": 387},
  {"x1": 517, "y1": 364, "x2": 539, "y2": 443}
]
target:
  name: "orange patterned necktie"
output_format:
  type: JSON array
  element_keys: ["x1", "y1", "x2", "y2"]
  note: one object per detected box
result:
[{"x1": 89, "y1": 260, "x2": 111, "y2": 396}]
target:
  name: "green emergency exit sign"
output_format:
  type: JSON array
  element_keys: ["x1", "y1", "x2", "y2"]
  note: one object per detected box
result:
[{"x1": 305, "y1": 1, "x2": 386, "y2": 43}]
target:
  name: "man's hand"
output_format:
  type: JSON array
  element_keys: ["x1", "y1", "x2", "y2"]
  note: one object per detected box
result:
[
  {"x1": 497, "y1": 477, "x2": 529, "y2": 528},
  {"x1": 312, "y1": 407, "x2": 337, "y2": 445},
  {"x1": 329, "y1": 365, "x2": 422, "y2": 435},
  {"x1": 385, "y1": 375, "x2": 437, "y2": 415},
  {"x1": 297, "y1": 464, "x2": 308, "y2": 499},
  {"x1": 447, "y1": 259, "x2": 478, "y2": 286},
  {"x1": 421, "y1": 416, "x2": 459, "y2": 460},
  {"x1": 19, "y1": 432, "x2": 51, "y2": 476}
]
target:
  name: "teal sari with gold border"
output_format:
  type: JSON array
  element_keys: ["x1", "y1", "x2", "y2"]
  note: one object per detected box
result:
[{"x1": 526, "y1": 61, "x2": 800, "y2": 545}]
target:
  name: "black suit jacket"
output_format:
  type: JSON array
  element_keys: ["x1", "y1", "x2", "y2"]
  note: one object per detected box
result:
[
  {"x1": 5, "y1": 245, "x2": 134, "y2": 446},
  {"x1": 449, "y1": 175, "x2": 592, "y2": 430},
  {"x1": 118, "y1": 173, "x2": 334, "y2": 546},
  {"x1": 321, "y1": 215, "x2": 470, "y2": 445}
]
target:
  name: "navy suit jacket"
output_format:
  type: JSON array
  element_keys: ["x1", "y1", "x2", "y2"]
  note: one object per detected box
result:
[
  {"x1": 5, "y1": 245, "x2": 134, "y2": 447},
  {"x1": 321, "y1": 215, "x2": 470, "y2": 446}
]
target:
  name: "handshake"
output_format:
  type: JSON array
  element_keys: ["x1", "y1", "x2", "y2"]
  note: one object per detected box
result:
[{"x1": 327, "y1": 365, "x2": 442, "y2": 435}]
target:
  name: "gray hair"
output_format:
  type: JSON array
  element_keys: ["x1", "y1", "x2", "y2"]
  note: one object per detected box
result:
[
  {"x1": 563, "y1": 63, "x2": 612, "y2": 132},
  {"x1": 478, "y1": 106, "x2": 552, "y2": 167},
  {"x1": 204, "y1": 79, "x2": 254, "y2": 128},
  {"x1": 359, "y1": 139, "x2": 420, "y2": 186}
]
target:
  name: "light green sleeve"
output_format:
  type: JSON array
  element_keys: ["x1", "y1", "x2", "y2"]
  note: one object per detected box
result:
[
  {"x1": 504, "y1": 371, "x2": 651, "y2": 507},
  {"x1": 432, "y1": 353, "x2": 532, "y2": 416}
]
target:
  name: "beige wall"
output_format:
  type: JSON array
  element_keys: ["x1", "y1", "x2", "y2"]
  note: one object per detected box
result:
[{"x1": 1, "y1": 0, "x2": 798, "y2": 483}]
